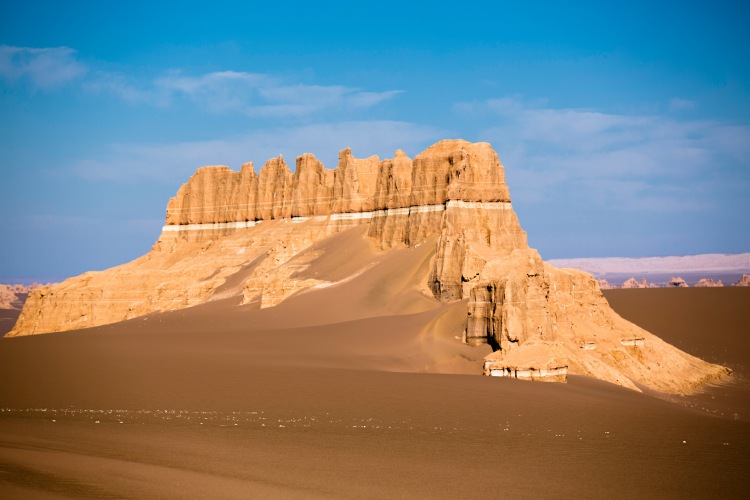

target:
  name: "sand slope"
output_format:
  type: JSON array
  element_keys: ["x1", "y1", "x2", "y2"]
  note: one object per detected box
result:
[{"x1": 1, "y1": 245, "x2": 749, "y2": 497}]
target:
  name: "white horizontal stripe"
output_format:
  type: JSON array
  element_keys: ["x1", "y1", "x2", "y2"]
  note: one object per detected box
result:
[
  {"x1": 330, "y1": 211, "x2": 375, "y2": 221},
  {"x1": 291, "y1": 215, "x2": 328, "y2": 223},
  {"x1": 371, "y1": 204, "x2": 444, "y2": 217},
  {"x1": 409, "y1": 204, "x2": 445, "y2": 214},
  {"x1": 386, "y1": 207, "x2": 411, "y2": 216},
  {"x1": 163, "y1": 200, "x2": 512, "y2": 232},
  {"x1": 162, "y1": 221, "x2": 260, "y2": 232},
  {"x1": 446, "y1": 200, "x2": 512, "y2": 210}
]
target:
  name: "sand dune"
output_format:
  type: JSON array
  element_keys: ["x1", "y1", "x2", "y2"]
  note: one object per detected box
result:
[{"x1": 1, "y1": 234, "x2": 748, "y2": 497}]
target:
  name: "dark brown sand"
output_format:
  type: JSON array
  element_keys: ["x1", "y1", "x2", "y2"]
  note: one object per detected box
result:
[{"x1": 1, "y1": 243, "x2": 749, "y2": 498}]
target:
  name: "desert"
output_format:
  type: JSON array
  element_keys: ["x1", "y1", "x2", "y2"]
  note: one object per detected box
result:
[
  {"x1": 1, "y1": 141, "x2": 749, "y2": 499},
  {"x1": 4, "y1": 5, "x2": 750, "y2": 498}
]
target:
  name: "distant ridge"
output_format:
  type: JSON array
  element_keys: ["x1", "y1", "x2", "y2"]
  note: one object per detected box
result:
[{"x1": 549, "y1": 253, "x2": 750, "y2": 276}]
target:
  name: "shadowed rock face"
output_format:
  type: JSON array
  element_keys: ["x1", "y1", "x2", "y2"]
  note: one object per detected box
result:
[{"x1": 8, "y1": 139, "x2": 729, "y2": 394}]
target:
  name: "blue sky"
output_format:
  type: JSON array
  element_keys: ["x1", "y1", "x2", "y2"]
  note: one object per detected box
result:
[{"x1": 1, "y1": 1, "x2": 749, "y2": 282}]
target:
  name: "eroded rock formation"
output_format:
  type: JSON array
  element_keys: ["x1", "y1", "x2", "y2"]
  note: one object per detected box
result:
[
  {"x1": 8, "y1": 140, "x2": 729, "y2": 394},
  {"x1": 668, "y1": 277, "x2": 689, "y2": 288},
  {"x1": 695, "y1": 278, "x2": 724, "y2": 287},
  {"x1": 620, "y1": 277, "x2": 656, "y2": 289},
  {"x1": 596, "y1": 279, "x2": 616, "y2": 290},
  {"x1": 0, "y1": 283, "x2": 46, "y2": 310},
  {"x1": 621, "y1": 277, "x2": 642, "y2": 289}
]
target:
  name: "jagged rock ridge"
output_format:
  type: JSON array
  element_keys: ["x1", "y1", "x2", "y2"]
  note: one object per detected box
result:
[{"x1": 9, "y1": 140, "x2": 729, "y2": 394}]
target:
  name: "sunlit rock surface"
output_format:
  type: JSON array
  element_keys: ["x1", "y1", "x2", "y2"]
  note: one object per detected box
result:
[{"x1": 9, "y1": 140, "x2": 730, "y2": 394}]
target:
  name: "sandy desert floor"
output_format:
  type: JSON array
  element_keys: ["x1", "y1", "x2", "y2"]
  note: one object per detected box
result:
[{"x1": 1, "y1": 237, "x2": 748, "y2": 498}]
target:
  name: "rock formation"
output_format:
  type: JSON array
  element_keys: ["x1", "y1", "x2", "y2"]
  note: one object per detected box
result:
[
  {"x1": 0, "y1": 286, "x2": 21, "y2": 310},
  {"x1": 0, "y1": 283, "x2": 46, "y2": 310},
  {"x1": 668, "y1": 277, "x2": 689, "y2": 287},
  {"x1": 733, "y1": 274, "x2": 750, "y2": 287},
  {"x1": 8, "y1": 140, "x2": 730, "y2": 395},
  {"x1": 621, "y1": 277, "x2": 657, "y2": 288},
  {"x1": 621, "y1": 277, "x2": 642, "y2": 289},
  {"x1": 695, "y1": 278, "x2": 724, "y2": 287},
  {"x1": 596, "y1": 279, "x2": 616, "y2": 290}
]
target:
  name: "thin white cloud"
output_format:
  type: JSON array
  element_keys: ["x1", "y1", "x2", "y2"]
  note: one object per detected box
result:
[
  {"x1": 87, "y1": 69, "x2": 402, "y2": 117},
  {"x1": 244, "y1": 87, "x2": 402, "y2": 118},
  {"x1": 154, "y1": 70, "x2": 273, "y2": 112},
  {"x1": 156, "y1": 70, "x2": 273, "y2": 94},
  {"x1": 345, "y1": 90, "x2": 403, "y2": 108},
  {"x1": 457, "y1": 97, "x2": 750, "y2": 212},
  {"x1": 84, "y1": 71, "x2": 167, "y2": 105},
  {"x1": 69, "y1": 120, "x2": 447, "y2": 182},
  {"x1": 258, "y1": 83, "x2": 346, "y2": 104},
  {"x1": 0, "y1": 45, "x2": 87, "y2": 90},
  {"x1": 0, "y1": 45, "x2": 401, "y2": 116}
]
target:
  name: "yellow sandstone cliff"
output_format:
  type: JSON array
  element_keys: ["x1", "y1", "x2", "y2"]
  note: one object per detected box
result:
[{"x1": 8, "y1": 139, "x2": 729, "y2": 394}]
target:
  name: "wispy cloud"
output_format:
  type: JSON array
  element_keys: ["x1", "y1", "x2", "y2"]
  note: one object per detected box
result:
[
  {"x1": 153, "y1": 70, "x2": 273, "y2": 111},
  {"x1": 88, "y1": 69, "x2": 401, "y2": 117},
  {"x1": 456, "y1": 97, "x2": 750, "y2": 212},
  {"x1": 84, "y1": 71, "x2": 166, "y2": 105},
  {"x1": 70, "y1": 120, "x2": 447, "y2": 182},
  {"x1": 0, "y1": 45, "x2": 87, "y2": 90},
  {"x1": 1, "y1": 45, "x2": 401, "y2": 117}
]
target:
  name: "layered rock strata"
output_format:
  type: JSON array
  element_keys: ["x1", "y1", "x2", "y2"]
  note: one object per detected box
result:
[{"x1": 9, "y1": 140, "x2": 729, "y2": 394}]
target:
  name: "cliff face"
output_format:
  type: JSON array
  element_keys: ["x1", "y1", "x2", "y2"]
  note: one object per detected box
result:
[
  {"x1": 161, "y1": 140, "x2": 520, "y2": 246},
  {"x1": 154, "y1": 139, "x2": 527, "y2": 306},
  {"x1": 8, "y1": 139, "x2": 729, "y2": 394}
]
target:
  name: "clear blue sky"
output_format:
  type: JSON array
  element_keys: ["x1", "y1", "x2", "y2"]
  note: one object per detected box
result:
[{"x1": 1, "y1": 1, "x2": 749, "y2": 282}]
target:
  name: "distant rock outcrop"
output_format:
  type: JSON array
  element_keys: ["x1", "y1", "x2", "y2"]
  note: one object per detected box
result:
[
  {"x1": 8, "y1": 140, "x2": 729, "y2": 395},
  {"x1": 667, "y1": 277, "x2": 689, "y2": 288},
  {"x1": 695, "y1": 278, "x2": 724, "y2": 287},
  {"x1": 733, "y1": 274, "x2": 750, "y2": 287},
  {"x1": 596, "y1": 279, "x2": 616, "y2": 290},
  {"x1": 620, "y1": 277, "x2": 657, "y2": 289},
  {"x1": 621, "y1": 278, "x2": 641, "y2": 289},
  {"x1": 0, "y1": 284, "x2": 46, "y2": 310}
]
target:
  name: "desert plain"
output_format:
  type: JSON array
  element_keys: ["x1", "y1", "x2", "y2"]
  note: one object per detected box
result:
[{"x1": 1, "y1": 245, "x2": 748, "y2": 498}]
